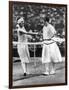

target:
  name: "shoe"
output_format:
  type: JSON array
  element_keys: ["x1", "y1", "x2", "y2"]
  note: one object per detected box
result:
[
  {"x1": 24, "y1": 72, "x2": 30, "y2": 76},
  {"x1": 24, "y1": 73, "x2": 26, "y2": 76},
  {"x1": 50, "y1": 70, "x2": 56, "y2": 75},
  {"x1": 43, "y1": 72, "x2": 49, "y2": 76},
  {"x1": 26, "y1": 72, "x2": 30, "y2": 75}
]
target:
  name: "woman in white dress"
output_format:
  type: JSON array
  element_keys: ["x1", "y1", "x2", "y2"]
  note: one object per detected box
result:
[
  {"x1": 42, "y1": 17, "x2": 62, "y2": 75},
  {"x1": 16, "y1": 17, "x2": 37, "y2": 76}
]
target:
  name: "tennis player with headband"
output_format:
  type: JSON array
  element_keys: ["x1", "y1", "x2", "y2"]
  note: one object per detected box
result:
[{"x1": 16, "y1": 17, "x2": 38, "y2": 76}]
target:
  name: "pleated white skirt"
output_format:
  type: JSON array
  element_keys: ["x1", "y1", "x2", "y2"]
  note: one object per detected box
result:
[{"x1": 42, "y1": 42, "x2": 62, "y2": 63}]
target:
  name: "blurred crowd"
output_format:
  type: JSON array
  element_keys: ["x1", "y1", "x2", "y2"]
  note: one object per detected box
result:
[{"x1": 13, "y1": 3, "x2": 66, "y2": 57}]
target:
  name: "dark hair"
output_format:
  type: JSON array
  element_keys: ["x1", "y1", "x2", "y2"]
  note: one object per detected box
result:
[
  {"x1": 16, "y1": 16, "x2": 24, "y2": 21},
  {"x1": 44, "y1": 17, "x2": 49, "y2": 22},
  {"x1": 17, "y1": 16, "x2": 21, "y2": 21}
]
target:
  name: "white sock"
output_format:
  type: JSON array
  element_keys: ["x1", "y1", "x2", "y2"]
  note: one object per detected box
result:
[
  {"x1": 21, "y1": 62, "x2": 27, "y2": 73},
  {"x1": 45, "y1": 63, "x2": 49, "y2": 73}
]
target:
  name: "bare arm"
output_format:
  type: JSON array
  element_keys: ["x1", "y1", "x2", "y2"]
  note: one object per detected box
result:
[
  {"x1": 16, "y1": 24, "x2": 38, "y2": 35},
  {"x1": 19, "y1": 28, "x2": 38, "y2": 35}
]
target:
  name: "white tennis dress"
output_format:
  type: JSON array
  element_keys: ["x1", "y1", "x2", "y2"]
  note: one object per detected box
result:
[
  {"x1": 17, "y1": 26, "x2": 30, "y2": 63},
  {"x1": 42, "y1": 24, "x2": 62, "y2": 63}
]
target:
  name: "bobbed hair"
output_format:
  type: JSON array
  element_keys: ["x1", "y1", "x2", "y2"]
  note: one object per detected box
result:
[{"x1": 44, "y1": 17, "x2": 49, "y2": 22}]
